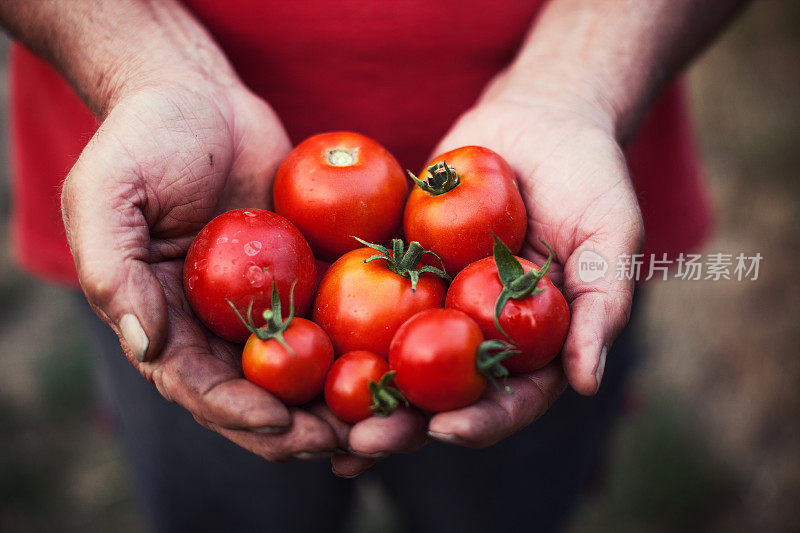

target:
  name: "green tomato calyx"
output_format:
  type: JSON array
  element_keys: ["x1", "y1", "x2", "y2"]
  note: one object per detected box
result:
[
  {"x1": 369, "y1": 371, "x2": 408, "y2": 417},
  {"x1": 492, "y1": 234, "x2": 555, "y2": 343},
  {"x1": 476, "y1": 339, "x2": 518, "y2": 397},
  {"x1": 352, "y1": 236, "x2": 451, "y2": 291},
  {"x1": 227, "y1": 277, "x2": 296, "y2": 354}
]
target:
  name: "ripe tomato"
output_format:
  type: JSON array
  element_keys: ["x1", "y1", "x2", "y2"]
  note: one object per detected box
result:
[
  {"x1": 184, "y1": 209, "x2": 315, "y2": 343},
  {"x1": 274, "y1": 131, "x2": 408, "y2": 261},
  {"x1": 389, "y1": 308, "x2": 515, "y2": 413},
  {"x1": 446, "y1": 236, "x2": 570, "y2": 373},
  {"x1": 404, "y1": 146, "x2": 527, "y2": 274},
  {"x1": 313, "y1": 238, "x2": 449, "y2": 357},
  {"x1": 238, "y1": 281, "x2": 334, "y2": 405},
  {"x1": 324, "y1": 351, "x2": 406, "y2": 423}
]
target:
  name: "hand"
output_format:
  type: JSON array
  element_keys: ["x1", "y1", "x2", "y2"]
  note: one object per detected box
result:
[
  {"x1": 61, "y1": 75, "x2": 343, "y2": 460},
  {"x1": 337, "y1": 71, "x2": 644, "y2": 464}
]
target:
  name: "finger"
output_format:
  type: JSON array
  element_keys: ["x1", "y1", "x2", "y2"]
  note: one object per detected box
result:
[
  {"x1": 140, "y1": 261, "x2": 292, "y2": 431},
  {"x1": 307, "y1": 401, "x2": 352, "y2": 451},
  {"x1": 206, "y1": 408, "x2": 340, "y2": 462},
  {"x1": 61, "y1": 132, "x2": 166, "y2": 363},
  {"x1": 560, "y1": 222, "x2": 643, "y2": 395},
  {"x1": 331, "y1": 454, "x2": 378, "y2": 479},
  {"x1": 348, "y1": 407, "x2": 428, "y2": 457},
  {"x1": 428, "y1": 362, "x2": 566, "y2": 447},
  {"x1": 220, "y1": 88, "x2": 291, "y2": 211}
]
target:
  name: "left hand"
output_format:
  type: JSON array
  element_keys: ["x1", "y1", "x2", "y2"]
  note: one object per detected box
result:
[{"x1": 333, "y1": 71, "x2": 644, "y2": 475}]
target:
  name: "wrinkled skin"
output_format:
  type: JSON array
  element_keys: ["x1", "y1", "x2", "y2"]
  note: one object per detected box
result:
[{"x1": 60, "y1": 79, "x2": 399, "y2": 462}]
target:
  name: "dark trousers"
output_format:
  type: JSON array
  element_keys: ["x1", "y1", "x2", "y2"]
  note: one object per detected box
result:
[{"x1": 81, "y1": 296, "x2": 641, "y2": 533}]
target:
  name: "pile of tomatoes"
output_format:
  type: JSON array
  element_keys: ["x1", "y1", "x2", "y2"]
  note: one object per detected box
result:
[{"x1": 183, "y1": 132, "x2": 570, "y2": 424}]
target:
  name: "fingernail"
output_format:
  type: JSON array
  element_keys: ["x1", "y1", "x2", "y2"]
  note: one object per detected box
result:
[
  {"x1": 332, "y1": 467, "x2": 359, "y2": 479},
  {"x1": 427, "y1": 431, "x2": 455, "y2": 441},
  {"x1": 293, "y1": 451, "x2": 335, "y2": 460},
  {"x1": 349, "y1": 449, "x2": 387, "y2": 459},
  {"x1": 120, "y1": 313, "x2": 149, "y2": 362},
  {"x1": 594, "y1": 345, "x2": 608, "y2": 393},
  {"x1": 253, "y1": 425, "x2": 289, "y2": 434}
]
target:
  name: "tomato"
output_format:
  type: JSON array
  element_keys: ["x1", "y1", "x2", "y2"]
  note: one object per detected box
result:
[
  {"x1": 238, "y1": 281, "x2": 334, "y2": 405},
  {"x1": 183, "y1": 209, "x2": 316, "y2": 344},
  {"x1": 389, "y1": 308, "x2": 515, "y2": 413},
  {"x1": 313, "y1": 238, "x2": 449, "y2": 357},
  {"x1": 324, "y1": 351, "x2": 405, "y2": 423},
  {"x1": 274, "y1": 131, "x2": 408, "y2": 261},
  {"x1": 404, "y1": 146, "x2": 527, "y2": 274},
  {"x1": 446, "y1": 236, "x2": 570, "y2": 373}
]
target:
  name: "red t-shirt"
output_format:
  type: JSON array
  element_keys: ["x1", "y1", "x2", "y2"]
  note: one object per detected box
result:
[{"x1": 9, "y1": 0, "x2": 710, "y2": 285}]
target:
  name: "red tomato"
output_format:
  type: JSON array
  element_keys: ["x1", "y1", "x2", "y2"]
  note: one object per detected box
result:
[
  {"x1": 324, "y1": 351, "x2": 405, "y2": 423},
  {"x1": 183, "y1": 209, "x2": 315, "y2": 343},
  {"x1": 274, "y1": 132, "x2": 408, "y2": 261},
  {"x1": 237, "y1": 280, "x2": 334, "y2": 405},
  {"x1": 446, "y1": 238, "x2": 570, "y2": 373},
  {"x1": 389, "y1": 308, "x2": 514, "y2": 413},
  {"x1": 404, "y1": 146, "x2": 527, "y2": 274},
  {"x1": 313, "y1": 239, "x2": 448, "y2": 357}
]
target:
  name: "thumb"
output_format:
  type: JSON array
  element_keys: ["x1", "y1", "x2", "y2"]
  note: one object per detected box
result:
[
  {"x1": 61, "y1": 132, "x2": 167, "y2": 363},
  {"x1": 560, "y1": 219, "x2": 644, "y2": 395}
]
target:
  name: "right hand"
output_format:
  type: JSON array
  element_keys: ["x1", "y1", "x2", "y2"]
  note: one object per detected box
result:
[{"x1": 61, "y1": 74, "x2": 344, "y2": 461}]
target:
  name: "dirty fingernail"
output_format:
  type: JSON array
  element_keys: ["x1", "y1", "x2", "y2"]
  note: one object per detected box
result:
[
  {"x1": 253, "y1": 425, "x2": 289, "y2": 434},
  {"x1": 594, "y1": 345, "x2": 608, "y2": 393},
  {"x1": 350, "y1": 449, "x2": 387, "y2": 459},
  {"x1": 293, "y1": 451, "x2": 335, "y2": 460},
  {"x1": 427, "y1": 431, "x2": 455, "y2": 441},
  {"x1": 332, "y1": 467, "x2": 359, "y2": 479},
  {"x1": 120, "y1": 313, "x2": 149, "y2": 362}
]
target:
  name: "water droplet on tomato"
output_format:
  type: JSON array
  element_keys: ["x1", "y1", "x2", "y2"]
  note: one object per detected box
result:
[
  {"x1": 244, "y1": 240, "x2": 262, "y2": 256},
  {"x1": 243, "y1": 211, "x2": 256, "y2": 217},
  {"x1": 216, "y1": 235, "x2": 228, "y2": 245},
  {"x1": 187, "y1": 275, "x2": 198, "y2": 289},
  {"x1": 246, "y1": 265, "x2": 266, "y2": 287}
]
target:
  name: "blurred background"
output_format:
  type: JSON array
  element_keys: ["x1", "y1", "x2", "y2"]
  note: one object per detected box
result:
[{"x1": 1, "y1": 1, "x2": 798, "y2": 531}]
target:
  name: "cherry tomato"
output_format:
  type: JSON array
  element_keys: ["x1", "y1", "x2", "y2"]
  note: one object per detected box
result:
[
  {"x1": 324, "y1": 351, "x2": 405, "y2": 423},
  {"x1": 404, "y1": 146, "x2": 527, "y2": 274},
  {"x1": 389, "y1": 308, "x2": 514, "y2": 413},
  {"x1": 313, "y1": 239, "x2": 449, "y2": 357},
  {"x1": 238, "y1": 281, "x2": 334, "y2": 405},
  {"x1": 446, "y1": 237, "x2": 570, "y2": 373},
  {"x1": 183, "y1": 209, "x2": 316, "y2": 343},
  {"x1": 274, "y1": 131, "x2": 408, "y2": 261}
]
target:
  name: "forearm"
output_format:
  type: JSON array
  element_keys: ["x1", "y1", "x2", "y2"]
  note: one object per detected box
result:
[
  {"x1": 497, "y1": 0, "x2": 749, "y2": 141},
  {"x1": 0, "y1": 0, "x2": 237, "y2": 117}
]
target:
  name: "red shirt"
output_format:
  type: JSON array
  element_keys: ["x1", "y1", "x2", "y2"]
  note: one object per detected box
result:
[{"x1": 9, "y1": 0, "x2": 710, "y2": 285}]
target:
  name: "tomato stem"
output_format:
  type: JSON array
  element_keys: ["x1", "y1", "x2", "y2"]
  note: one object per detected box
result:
[
  {"x1": 227, "y1": 278, "x2": 297, "y2": 354},
  {"x1": 352, "y1": 236, "x2": 451, "y2": 291},
  {"x1": 407, "y1": 160, "x2": 460, "y2": 196},
  {"x1": 491, "y1": 234, "x2": 554, "y2": 343},
  {"x1": 369, "y1": 371, "x2": 408, "y2": 417},
  {"x1": 476, "y1": 339, "x2": 517, "y2": 397}
]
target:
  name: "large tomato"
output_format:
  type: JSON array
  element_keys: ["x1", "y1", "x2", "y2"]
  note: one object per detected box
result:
[
  {"x1": 389, "y1": 308, "x2": 515, "y2": 413},
  {"x1": 446, "y1": 236, "x2": 570, "y2": 373},
  {"x1": 183, "y1": 209, "x2": 316, "y2": 343},
  {"x1": 238, "y1": 280, "x2": 334, "y2": 405},
  {"x1": 274, "y1": 131, "x2": 408, "y2": 261},
  {"x1": 404, "y1": 146, "x2": 527, "y2": 275},
  {"x1": 324, "y1": 351, "x2": 405, "y2": 423},
  {"x1": 313, "y1": 238, "x2": 449, "y2": 357}
]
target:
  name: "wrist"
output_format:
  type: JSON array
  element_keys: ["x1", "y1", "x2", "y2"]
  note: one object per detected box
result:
[{"x1": 479, "y1": 65, "x2": 624, "y2": 139}]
